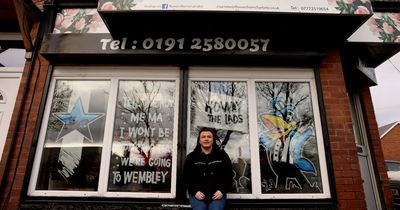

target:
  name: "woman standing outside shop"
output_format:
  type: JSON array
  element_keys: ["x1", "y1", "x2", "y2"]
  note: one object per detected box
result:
[{"x1": 184, "y1": 127, "x2": 233, "y2": 210}]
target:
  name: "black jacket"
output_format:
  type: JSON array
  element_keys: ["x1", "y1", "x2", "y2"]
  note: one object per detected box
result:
[{"x1": 183, "y1": 148, "x2": 233, "y2": 201}]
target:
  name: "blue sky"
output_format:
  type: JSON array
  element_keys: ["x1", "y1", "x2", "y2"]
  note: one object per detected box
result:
[
  {"x1": 0, "y1": 48, "x2": 25, "y2": 67},
  {"x1": 370, "y1": 52, "x2": 400, "y2": 127}
]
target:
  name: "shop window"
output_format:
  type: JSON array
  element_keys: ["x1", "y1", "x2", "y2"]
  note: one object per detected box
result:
[
  {"x1": 255, "y1": 81, "x2": 325, "y2": 196},
  {"x1": 107, "y1": 80, "x2": 177, "y2": 196},
  {"x1": 187, "y1": 68, "x2": 331, "y2": 199},
  {"x1": 29, "y1": 67, "x2": 179, "y2": 198},
  {"x1": 188, "y1": 80, "x2": 252, "y2": 195},
  {"x1": 34, "y1": 80, "x2": 109, "y2": 192},
  {"x1": 29, "y1": 67, "x2": 330, "y2": 200}
]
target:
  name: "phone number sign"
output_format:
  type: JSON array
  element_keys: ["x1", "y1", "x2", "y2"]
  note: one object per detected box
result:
[{"x1": 100, "y1": 37, "x2": 271, "y2": 52}]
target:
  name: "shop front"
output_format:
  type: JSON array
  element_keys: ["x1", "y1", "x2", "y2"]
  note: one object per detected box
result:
[{"x1": 1, "y1": 0, "x2": 399, "y2": 209}]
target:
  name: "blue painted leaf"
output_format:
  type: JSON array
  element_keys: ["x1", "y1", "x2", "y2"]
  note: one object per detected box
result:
[{"x1": 295, "y1": 158, "x2": 316, "y2": 172}]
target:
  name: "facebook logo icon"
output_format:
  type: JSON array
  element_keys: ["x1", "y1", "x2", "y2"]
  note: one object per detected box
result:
[{"x1": 162, "y1": 4, "x2": 168, "y2": 9}]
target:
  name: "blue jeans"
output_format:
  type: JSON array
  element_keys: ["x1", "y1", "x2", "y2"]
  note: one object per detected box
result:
[{"x1": 189, "y1": 194, "x2": 226, "y2": 210}]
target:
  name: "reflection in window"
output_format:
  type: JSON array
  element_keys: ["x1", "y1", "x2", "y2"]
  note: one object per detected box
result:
[
  {"x1": 256, "y1": 82, "x2": 323, "y2": 194},
  {"x1": 36, "y1": 80, "x2": 110, "y2": 191},
  {"x1": 189, "y1": 81, "x2": 251, "y2": 194},
  {"x1": 108, "y1": 80, "x2": 176, "y2": 193}
]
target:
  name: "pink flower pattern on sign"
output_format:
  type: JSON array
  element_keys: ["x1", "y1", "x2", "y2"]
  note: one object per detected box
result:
[
  {"x1": 368, "y1": 13, "x2": 400, "y2": 43},
  {"x1": 98, "y1": 0, "x2": 136, "y2": 11},
  {"x1": 328, "y1": 0, "x2": 372, "y2": 14},
  {"x1": 53, "y1": 9, "x2": 108, "y2": 34}
]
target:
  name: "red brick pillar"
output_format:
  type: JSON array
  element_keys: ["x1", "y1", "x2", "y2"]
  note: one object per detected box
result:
[{"x1": 319, "y1": 50, "x2": 366, "y2": 210}]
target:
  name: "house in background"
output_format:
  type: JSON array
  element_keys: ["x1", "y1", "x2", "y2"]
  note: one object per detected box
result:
[{"x1": 380, "y1": 121, "x2": 400, "y2": 161}]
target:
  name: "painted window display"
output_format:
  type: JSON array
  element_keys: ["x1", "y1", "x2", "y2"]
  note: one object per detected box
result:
[
  {"x1": 188, "y1": 81, "x2": 252, "y2": 194},
  {"x1": 108, "y1": 80, "x2": 176, "y2": 193},
  {"x1": 36, "y1": 80, "x2": 110, "y2": 191},
  {"x1": 256, "y1": 81, "x2": 323, "y2": 194},
  {"x1": 30, "y1": 68, "x2": 330, "y2": 199},
  {"x1": 31, "y1": 76, "x2": 179, "y2": 197}
]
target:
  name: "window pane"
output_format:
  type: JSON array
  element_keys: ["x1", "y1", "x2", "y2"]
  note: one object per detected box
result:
[
  {"x1": 108, "y1": 80, "x2": 176, "y2": 193},
  {"x1": 256, "y1": 82, "x2": 323, "y2": 194},
  {"x1": 36, "y1": 80, "x2": 110, "y2": 191},
  {"x1": 188, "y1": 81, "x2": 251, "y2": 194}
]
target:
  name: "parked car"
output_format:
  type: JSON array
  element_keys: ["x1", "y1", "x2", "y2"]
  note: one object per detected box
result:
[{"x1": 385, "y1": 160, "x2": 400, "y2": 208}]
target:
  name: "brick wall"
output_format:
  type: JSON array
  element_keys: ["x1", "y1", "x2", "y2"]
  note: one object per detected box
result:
[
  {"x1": 319, "y1": 50, "x2": 393, "y2": 209},
  {"x1": 319, "y1": 50, "x2": 366, "y2": 210},
  {"x1": 381, "y1": 124, "x2": 400, "y2": 161}
]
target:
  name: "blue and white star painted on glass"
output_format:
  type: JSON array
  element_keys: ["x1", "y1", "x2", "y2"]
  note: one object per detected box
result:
[{"x1": 53, "y1": 98, "x2": 104, "y2": 143}]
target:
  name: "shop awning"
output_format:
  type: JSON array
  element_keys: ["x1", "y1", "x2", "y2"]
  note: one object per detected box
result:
[
  {"x1": 343, "y1": 10, "x2": 400, "y2": 88},
  {"x1": 347, "y1": 11, "x2": 400, "y2": 68}
]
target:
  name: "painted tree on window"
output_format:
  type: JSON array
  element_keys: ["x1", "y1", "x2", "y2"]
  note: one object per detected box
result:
[
  {"x1": 118, "y1": 81, "x2": 163, "y2": 166},
  {"x1": 47, "y1": 81, "x2": 73, "y2": 132}
]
